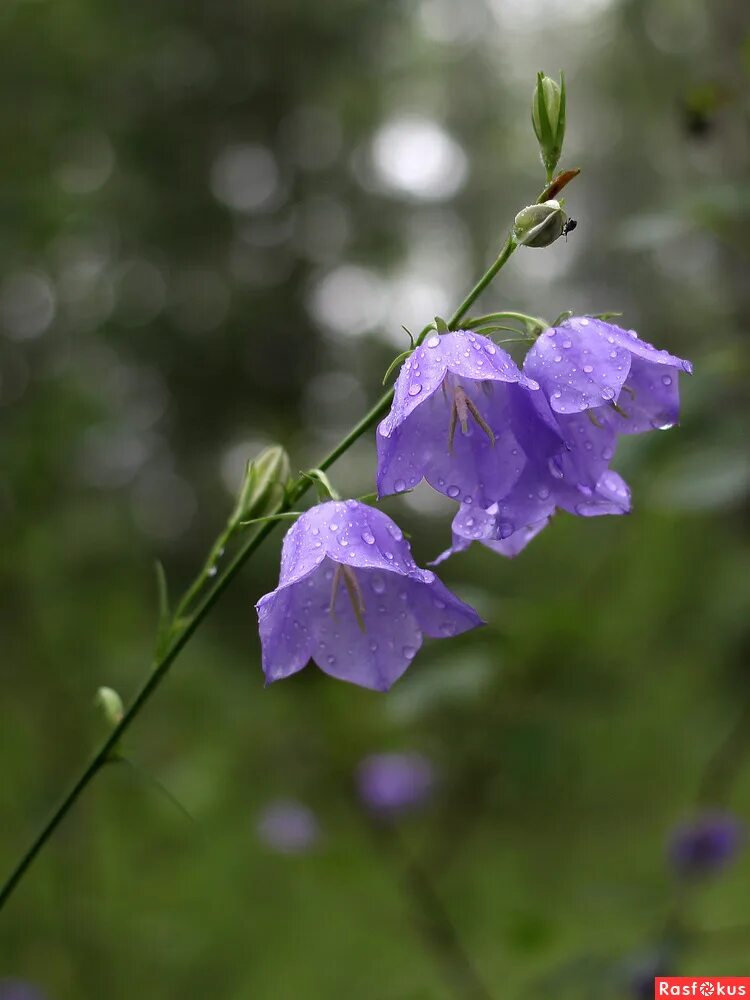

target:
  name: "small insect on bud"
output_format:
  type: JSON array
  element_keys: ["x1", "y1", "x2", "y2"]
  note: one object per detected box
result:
[
  {"x1": 532, "y1": 71, "x2": 566, "y2": 180},
  {"x1": 95, "y1": 686, "x2": 124, "y2": 728},
  {"x1": 513, "y1": 200, "x2": 569, "y2": 248},
  {"x1": 232, "y1": 445, "x2": 291, "y2": 526}
]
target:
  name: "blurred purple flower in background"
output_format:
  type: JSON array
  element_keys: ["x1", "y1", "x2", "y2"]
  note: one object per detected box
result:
[
  {"x1": 0, "y1": 981, "x2": 48, "y2": 1000},
  {"x1": 668, "y1": 812, "x2": 744, "y2": 879},
  {"x1": 255, "y1": 799, "x2": 320, "y2": 854},
  {"x1": 356, "y1": 752, "x2": 436, "y2": 818},
  {"x1": 256, "y1": 500, "x2": 483, "y2": 691}
]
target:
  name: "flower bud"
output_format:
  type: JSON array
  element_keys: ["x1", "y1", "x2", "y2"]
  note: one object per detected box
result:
[
  {"x1": 231, "y1": 445, "x2": 291, "y2": 525},
  {"x1": 532, "y1": 71, "x2": 566, "y2": 179},
  {"x1": 95, "y1": 686, "x2": 124, "y2": 728},
  {"x1": 513, "y1": 200, "x2": 567, "y2": 248}
]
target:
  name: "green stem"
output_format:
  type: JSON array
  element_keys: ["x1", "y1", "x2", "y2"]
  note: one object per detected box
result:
[{"x1": 0, "y1": 178, "x2": 559, "y2": 912}]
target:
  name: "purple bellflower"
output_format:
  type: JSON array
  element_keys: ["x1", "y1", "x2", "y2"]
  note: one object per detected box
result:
[
  {"x1": 668, "y1": 812, "x2": 744, "y2": 879},
  {"x1": 433, "y1": 317, "x2": 691, "y2": 559},
  {"x1": 523, "y1": 316, "x2": 693, "y2": 433},
  {"x1": 0, "y1": 984, "x2": 48, "y2": 1000},
  {"x1": 436, "y1": 362, "x2": 631, "y2": 560},
  {"x1": 256, "y1": 500, "x2": 483, "y2": 691},
  {"x1": 377, "y1": 330, "x2": 540, "y2": 508},
  {"x1": 255, "y1": 799, "x2": 320, "y2": 854},
  {"x1": 356, "y1": 752, "x2": 435, "y2": 817}
]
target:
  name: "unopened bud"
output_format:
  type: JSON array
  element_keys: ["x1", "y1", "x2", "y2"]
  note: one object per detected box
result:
[
  {"x1": 95, "y1": 686, "x2": 124, "y2": 728},
  {"x1": 513, "y1": 200, "x2": 567, "y2": 248},
  {"x1": 232, "y1": 445, "x2": 291, "y2": 525},
  {"x1": 532, "y1": 71, "x2": 566, "y2": 179}
]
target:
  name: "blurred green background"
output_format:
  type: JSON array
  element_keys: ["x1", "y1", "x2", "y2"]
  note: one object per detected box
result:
[{"x1": 1, "y1": 0, "x2": 749, "y2": 996}]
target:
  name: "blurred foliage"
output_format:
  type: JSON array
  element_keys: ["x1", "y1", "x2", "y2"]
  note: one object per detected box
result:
[{"x1": 1, "y1": 0, "x2": 749, "y2": 996}]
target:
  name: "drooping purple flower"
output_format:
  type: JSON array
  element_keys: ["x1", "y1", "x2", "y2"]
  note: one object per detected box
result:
[
  {"x1": 377, "y1": 330, "x2": 540, "y2": 508},
  {"x1": 256, "y1": 500, "x2": 483, "y2": 691},
  {"x1": 668, "y1": 812, "x2": 744, "y2": 879},
  {"x1": 256, "y1": 799, "x2": 320, "y2": 854},
  {"x1": 356, "y1": 752, "x2": 435, "y2": 817},
  {"x1": 0, "y1": 982, "x2": 48, "y2": 1000},
  {"x1": 524, "y1": 316, "x2": 692, "y2": 432},
  {"x1": 434, "y1": 375, "x2": 631, "y2": 561}
]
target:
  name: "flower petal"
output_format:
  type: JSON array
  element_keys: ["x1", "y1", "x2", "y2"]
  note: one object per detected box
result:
[
  {"x1": 600, "y1": 355, "x2": 684, "y2": 434},
  {"x1": 306, "y1": 561, "x2": 424, "y2": 691},
  {"x1": 257, "y1": 586, "x2": 313, "y2": 683},
  {"x1": 524, "y1": 317, "x2": 632, "y2": 414},
  {"x1": 408, "y1": 575, "x2": 484, "y2": 637}
]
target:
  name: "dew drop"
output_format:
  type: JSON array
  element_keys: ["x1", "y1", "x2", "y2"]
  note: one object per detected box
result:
[
  {"x1": 361, "y1": 530, "x2": 375, "y2": 545},
  {"x1": 548, "y1": 456, "x2": 564, "y2": 479},
  {"x1": 394, "y1": 478, "x2": 407, "y2": 492},
  {"x1": 426, "y1": 334, "x2": 440, "y2": 348},
  {"x1": 661, "y1": 374, "x2": 673, "y2": 387},
  {"x1": 601, "y1": 386, "x2": 615, "y2": 400},
  {"x1": 538, "y1": 485, "x2": 551, "y2": 500},
  {"x1": 446, "y1": 485, "x2": 460, "y2": 498},
  {"x1": 440, "y1": 623, "x2": 456, "y2": 636},
  {"x1": 371, "y1": 575, "x2": 386, "y2": 594},
  {"x1": 387, "y1": 523, "x2": 403, "y2": 541},
  {"x1": 402, "y1": 645, "x2": 417, "y2": 659},
  {"x1": 327, "y1": 655, "x2": 336, "y2": 666},
  {"x1": 583, "y1": 364, "x2": 594, "y2": 374},
  {"x1": 408, "y1": 383, "x2": 422, "y2": 396},
  {"x1": 484, "y1": 343, "x2": 496, "y2": 355}
]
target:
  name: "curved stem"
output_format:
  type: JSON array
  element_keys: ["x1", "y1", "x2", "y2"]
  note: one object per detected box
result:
[{"x1": 0, "y1": 178, "x2": 563, "y2": 911}]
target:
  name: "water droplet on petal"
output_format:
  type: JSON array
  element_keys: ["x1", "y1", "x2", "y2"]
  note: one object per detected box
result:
[
  {"x1": 601, "y1": 386, "x2": 615, "y2": 401},
  {"x1": 538, "y1": 485, "x2": 551, "y2": 500},
  {"x1": 548, "y1": 456, "x2": 564, "y2": 479},
  {"x1": 387, "y1": 522, "x2": 403, "y2": 541},
  {"x1": 426, "y1": 334, "x2": 440, "y2": 348},
  {"x1": 446, "y1": 485, "x2": 460, "y2": 498},
  {"x1": 371, "y1": 575, "x2": 386, "y2": 594},
  {"x1": 408, "y1": 383, "x2": 422, "y2": 396},
  {"x1": 583, "y1": 364, "x2": 594, "y2": 374},
  {"x1": 394, "y1": 478, "x2": 407, "y2": 492},
  {"x1": 484, "y1": 343, "x2": 496, "y2": 355},
  {"x1": 661, "y1": 374, "x2": 673, "y2": 386},
  {"x1": 440, "y1": 623, "x2": 456, "y2": 636},
  {"x1": 327, "y1": 655, "x2": 336, "y2": 666},
  {"x1": 651, "y1": 419, "x2": 675, "y2": 431},
  {"x1": 402, "y1": 645, "x2": 417, "y2": 659},
  {"x1": 361, "y1": 530, "x2": 375, "y2": 545}
]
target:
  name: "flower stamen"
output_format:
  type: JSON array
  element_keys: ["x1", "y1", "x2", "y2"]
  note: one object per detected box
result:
[
  {"x1": 329, "y1": 564, "x2": 367, "y2": 633},
  {"x1": 447, "y1": 383, "x2": 495, "y2": 452}
]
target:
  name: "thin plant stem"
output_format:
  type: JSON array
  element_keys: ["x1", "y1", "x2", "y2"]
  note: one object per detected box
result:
[
  {"x1": 0, "y1": 175, "x2": 568, "y2": 911},
  {"x1": 370, "y1": 821, "x2": 494, "y2": 1000}
]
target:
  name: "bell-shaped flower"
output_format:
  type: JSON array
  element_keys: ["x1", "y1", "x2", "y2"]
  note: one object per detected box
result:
[
  {"x1": 376, "y1": 330, "x2": 540, "y2": 508},
  {"x1": 256, "y1": 500, "x2": 483, "y2": 691},
  {"x1": 523, "y1": 316, "x2": 692, "y2": 433},
  {"x1": 434, "y1": 385, "x2": 631, "y2": 560}
]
